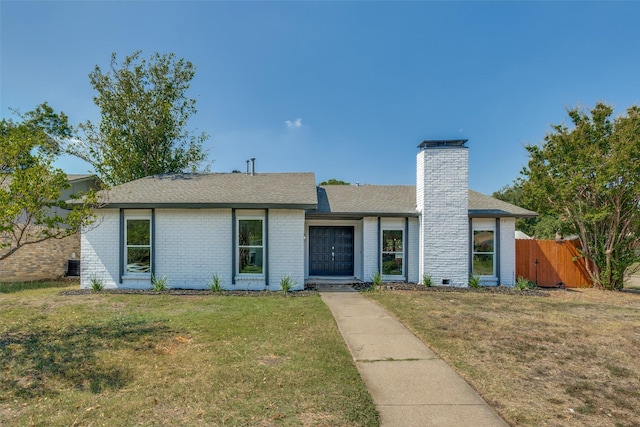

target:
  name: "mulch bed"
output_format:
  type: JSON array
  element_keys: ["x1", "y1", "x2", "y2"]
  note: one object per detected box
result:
[
  {"x1": 59, "y1": 288, "x2": 317, "y2": 297},
  {"x1": 60, "y1": 283, "x2": 550, "y2": 297},
  {"x1": 355, "y1": 282, "x2": 550, "y2": 297}
]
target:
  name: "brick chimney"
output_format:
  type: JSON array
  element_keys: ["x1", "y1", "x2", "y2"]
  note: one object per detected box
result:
[{"x1": 416, "y1": 140, "x2": 469, "y2": 286}]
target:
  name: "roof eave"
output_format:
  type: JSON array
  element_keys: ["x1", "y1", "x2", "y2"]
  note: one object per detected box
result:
[
  {"x1": 306, "y1": 211, "x2": 419, "y2": 219},
  {"x1": 102, "y1": 203, "x2": 318, "y2": 210},
  {"x1": 468, "y1": 209, "x2": 538, "y2": 218}
]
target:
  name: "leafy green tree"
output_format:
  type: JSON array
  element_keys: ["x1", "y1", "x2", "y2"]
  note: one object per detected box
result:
[
  {"x1": 69, "y1": 51, "x2": 209, "y2": 186},
  {"x1": 493, "y1": 183, "x2": 569, "y2": 239},
  {"x1": 0, "y1": 104, "x2": 97, "y2": 261},
  {"x1": 521, "y1": 103, "x2": 640, "y2": 289},
  {"x1": 319, "y1": 178, "x2": 350, "y2": 185}
]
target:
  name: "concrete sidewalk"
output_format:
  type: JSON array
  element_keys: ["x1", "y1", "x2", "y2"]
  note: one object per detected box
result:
[{"x1": 319, "y1": 286, "x2": 508, "y2": 427}]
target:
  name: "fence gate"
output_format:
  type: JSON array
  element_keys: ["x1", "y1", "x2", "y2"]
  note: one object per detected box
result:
[{"x1": 515, "y1": 240, "x2": 592, "y2": 288}]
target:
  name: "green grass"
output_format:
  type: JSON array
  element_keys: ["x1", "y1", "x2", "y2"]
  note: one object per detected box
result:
[
  {"x1": 0, "y1": 280, "x2": 77, "y2": 294},
  {"x1": 0, "y1": 285, "x2": 378, "y2": 426}
]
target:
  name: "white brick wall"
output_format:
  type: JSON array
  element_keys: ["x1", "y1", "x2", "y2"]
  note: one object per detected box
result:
[
  {"x1": 155, "y1": 209, "x2": 232, "y2": 289},
  {"x1": 81, "y1": 210, "x2": 120, "y2": 289},
  {"x1": 362, "y1": 217, "x2": 379, "y2": 281},
  {"x1": 82, "y1": 208, "x2": 309, "y2": 291},
  {"x1": 499, "y1": 217, "x2": 516, "y2": 286},
  {"x1": 408, "y1": 217, "x2": 420, "y2": 283},
  {"x1": 418, "y1": 147, "x2": 469, "y2": 287},
  {"x1": 268, "y1": 209, "x2": 305, "y2": 291}
]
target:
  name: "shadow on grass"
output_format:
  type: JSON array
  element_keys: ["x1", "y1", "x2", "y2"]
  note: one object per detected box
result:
[{"x1": 0, "y1": 318, "x2": 174, "y2": 400}]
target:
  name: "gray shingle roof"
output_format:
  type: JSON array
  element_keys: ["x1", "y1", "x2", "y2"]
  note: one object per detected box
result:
[
  {"x1": 101, "y1": 173, "x2": 318, "y2": 208},
  {"x1": 468, "y1": 190, "x2": 537, "y2": 218},
  {"x1": 307, "y1": 185, "x2": 536, "y2": 218},
  {"x1": 310, "y1": 185, "x2": 417, "y2": 217},
  {"x1": 99, "y1": 173, "x2": 536, "y2": 218}
]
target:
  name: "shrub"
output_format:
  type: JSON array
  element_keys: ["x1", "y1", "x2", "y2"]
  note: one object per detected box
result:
[
  {"x1": 90, "y1": 275, "x2": 104, "y2": 291},
  {"x1": 151, "y1": 274, "x2": 169, "y2": 291},
  {"x1": 208, "y1": 274, "x2": 222, "y2": 292},
  {"x1": 279, "y1": 275, "x2": 297, "y2": 295},
  {"x1": 515, "y1": 276, "x2": 536, "y2": 290},
  {"x1": 369, "y1": 271, "x2": 383, "y2": 291},
  {"x1": 469, "y1": 275, "x2": 481, "y2": 288},
  {"x1": 422, "y1": 274, "x2": 432, "y2": 287}
]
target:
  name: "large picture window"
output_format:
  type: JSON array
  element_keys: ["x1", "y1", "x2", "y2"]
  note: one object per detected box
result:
[
  {"x1": 382, "y1": 229, "x2": 403, "y2": 276},
  {"x1": 473, "y1": 230, "x2": 494, "y2": 276},
  {"x1": 238, "y1": 219, "x2": 263, "y2": 274},
  {"x1": 126, "y1": 218, "x2": 151, "y2": 273}
]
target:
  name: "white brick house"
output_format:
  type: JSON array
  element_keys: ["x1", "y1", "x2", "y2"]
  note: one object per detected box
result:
[{"x1": 81, "y1": 140, "x2": 536, "y2": 290}]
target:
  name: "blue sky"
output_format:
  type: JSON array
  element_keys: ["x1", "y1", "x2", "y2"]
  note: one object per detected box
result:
[{"x1": 2, "y1": 1, "x2": 639, "y2": 195}]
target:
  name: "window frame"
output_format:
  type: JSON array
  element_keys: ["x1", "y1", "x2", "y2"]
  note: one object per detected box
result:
[
  {"x1": 237, "y1": 215, "x2": 265, "y2": 276},
  {"x1": 381, "y1": 227, "x2": 405, "y2": 278},
  {"x1": 472, "y1": 228, "x2": 495, "y2": 277},
  {"x1": 124, "y1": 213, "x2": 152, "y2": 275}
]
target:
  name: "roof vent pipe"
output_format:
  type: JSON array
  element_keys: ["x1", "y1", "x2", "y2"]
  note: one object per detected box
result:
[
  {"x1": 246, "y1": 160, "x2": 250, "y2": 174},
  {"x1": 251, "y1": 157, "x2": 255, "y2": 176}
]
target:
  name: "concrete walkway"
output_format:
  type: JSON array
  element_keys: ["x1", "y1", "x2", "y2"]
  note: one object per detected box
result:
[{"x1": 319, "y1": 285, "x2": 508, "y2": 427}]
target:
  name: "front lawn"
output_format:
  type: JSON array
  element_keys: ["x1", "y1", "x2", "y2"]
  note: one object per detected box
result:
[
  {"x1": 0, "y1": 285, "x2": 378, "y2": 426},
  {"x1": 366, "y1": 288, "x2": 640, "y2": 427}
]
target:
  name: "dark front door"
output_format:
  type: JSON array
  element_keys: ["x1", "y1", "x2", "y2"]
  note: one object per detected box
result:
[{"x1": 309, "y1": 226, "x2": 354, "y2": 276}]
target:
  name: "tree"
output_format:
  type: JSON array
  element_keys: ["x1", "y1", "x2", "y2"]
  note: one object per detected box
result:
[
  {"x1": 0, "y1": 104, "x2": 97, "y2": 261},
  {"x1": 521, "y1": 103, "x2": 640, "y2": 290},
  {"x1": 493, "y1": 183, "x2": 569, "y2": 239},
  {"x1": 319, "y1": 178, "x2": 350, "y2": 185},
  {"x1": 69, "y1": 51, "x2": 209, "y2": 186}
]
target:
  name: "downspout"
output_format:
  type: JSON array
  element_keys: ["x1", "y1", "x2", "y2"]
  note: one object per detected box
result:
[
  {"x1": 495, "y1": 218, "x2": 501, "y2": 284},
  {"x1": 264, "y1": 209, "x2": 269, "y2": 289},
  {"x1": 232, "y1": 209, "x2": 236, "y2": 285},
  {"x1": 119, "y1": 209, "x2": 124, "y2": 284},
  {"x1": 377, "y1": 217, "x2": 381, "y2": 274},
  {"x1": 469, "y1": 218, "x2": 473, "y2": 276},
  {"x1": 151, "y1": 209, "x2": 156, "y2": 279},
  {"x1": 404, "y1": 217, "x2": 409, "y2": 283}
]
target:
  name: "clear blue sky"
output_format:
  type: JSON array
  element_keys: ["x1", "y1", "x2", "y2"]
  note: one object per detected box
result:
[{"x1": 2, "y1": 1, "x2": 639, "y2": 195}]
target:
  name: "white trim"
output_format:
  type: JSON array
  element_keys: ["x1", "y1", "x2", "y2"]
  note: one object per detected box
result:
[
  {"x1": 236, "y1": 214, "x2": 265, "y2": 277},
  {"x1": 381, "y1": 226, "x2": 405, "y2": 280},
  {"x1": 471, "y1": 218, "x2": 497, "y2": 282},
  {"x1": 124, "y1": 212, "x2": 152, "y2": 275}
]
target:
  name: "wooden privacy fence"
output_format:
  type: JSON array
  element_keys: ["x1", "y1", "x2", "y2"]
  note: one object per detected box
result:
[{"x1": 515, "y1": 239, "x2": 592, "y2": 288}]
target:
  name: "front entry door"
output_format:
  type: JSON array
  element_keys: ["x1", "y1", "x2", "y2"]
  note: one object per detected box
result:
[{"x1": 309, "y1": 226, "x2": 354, "y2": 276}]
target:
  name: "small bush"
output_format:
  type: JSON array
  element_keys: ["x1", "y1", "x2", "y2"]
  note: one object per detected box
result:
[
  {"x1": 151, "y1": 274, "x2": 169, "y2": 291},
  {"x1": 422, "y1": 274, "x2": 432, "y2": 287},
  {"x1": 90, "y1": 275, "x2": 104, "y2": 291},
  {"x1": 208, "y1": 274, "x2": 222, "y2": 292},
  {"x1": 515, "y1": 276, "x2": 536, "y2": 290},
  {"x1": 279, "y1": 275, "x2": 297, "y2": 295},
  {"x1": 368, "y1": 271, "x2": 383, "y2": 291},
  {"x1": 469, "y1": 275, "x2": 481, "y2": 288}
]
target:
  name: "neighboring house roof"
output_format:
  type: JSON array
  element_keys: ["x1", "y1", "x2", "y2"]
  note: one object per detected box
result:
[
  {"x1": 515, "y1": 230, "x2": 533, "y2": 239},
  {"x1": 66, "y1": 174, "x2": 97, "y2": 183},
  {"x1": 468, "y1": 190, "x2": 537, "y2": 218},
  {"x1": 308, "y1": 185, "x2": 536, "y2": 218},
  {"x1": 100, "y1": 173, "x2": 318, "y2": 209}
]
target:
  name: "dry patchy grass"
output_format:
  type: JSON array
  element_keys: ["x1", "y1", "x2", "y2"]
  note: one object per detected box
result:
[
  {"x1": 367, "y1": 288, "x2": 640, "y2": 427},
  {"x1": 1, "y1": 285, "x2": 378, "y2": 426}
]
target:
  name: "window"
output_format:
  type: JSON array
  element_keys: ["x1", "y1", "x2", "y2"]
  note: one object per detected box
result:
[
  {"x1": 382, "y1": 229, "x2": 403, "y2": 276},
  {"x1": 126, "y1": 217, "x2": 151, "y2": 273},
  {"x1": 238, "y1": 219, "x2": 263, "y2": 274},
  {"x1": 473, "y1": 230, "x2": 494, "y2": 276}
]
